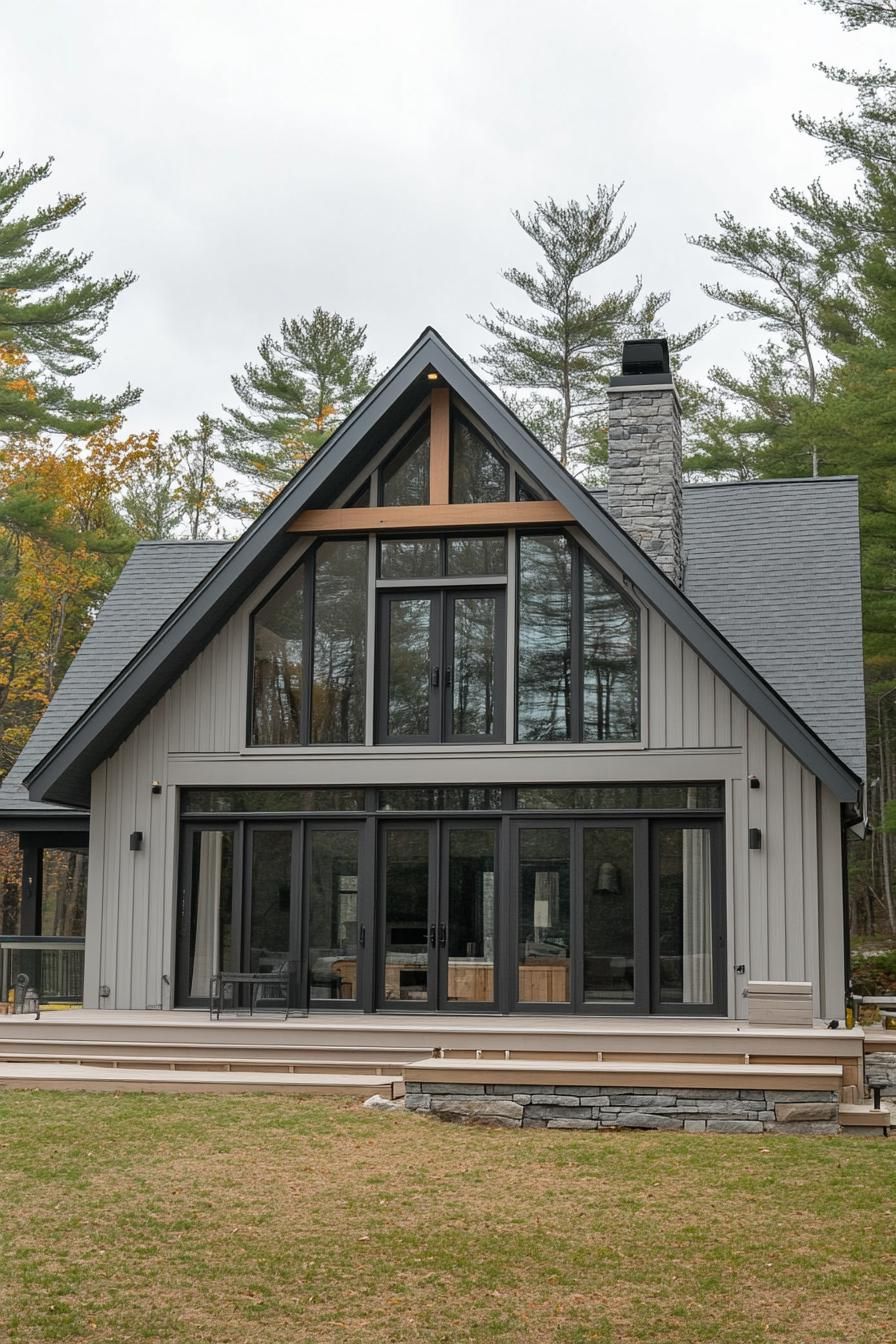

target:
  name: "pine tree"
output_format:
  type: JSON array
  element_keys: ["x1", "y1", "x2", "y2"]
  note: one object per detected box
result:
[
  {"x1": 220, "y1": 308, "x2": 377, "y2": 513},
  {"x1": 473, "y1": 188, "x2": 711, "y2": 473},
  {"x1": 0, "y1": 157, "x2": 139, "y2": 439}
]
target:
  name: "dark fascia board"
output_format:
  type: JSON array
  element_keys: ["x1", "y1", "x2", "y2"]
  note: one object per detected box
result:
[
  {"x1": 0, "y1": 809, "x2": 89, "y2": 835},
  {"x1": 24, "y1": 327, "x2": 862, "y2": 809}
]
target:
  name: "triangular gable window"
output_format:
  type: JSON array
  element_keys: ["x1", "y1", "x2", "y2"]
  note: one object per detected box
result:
[
  {"x1": 380, "y1": 421, "x2": 430, "y2": 506},
  {"x1": 450, "y1": 416, "x2": 508, "y2": 504}
]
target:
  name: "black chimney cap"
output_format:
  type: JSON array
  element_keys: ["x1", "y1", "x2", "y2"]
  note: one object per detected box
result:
[{"x1": 621, "y1": 338, "x2": 670, "y2": 377}]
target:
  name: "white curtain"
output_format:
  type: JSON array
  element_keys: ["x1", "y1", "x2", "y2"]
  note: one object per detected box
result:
[
  {"x1": 190, "y1": 831, "x2": 224, "y2": 999},
  {"x1": 682, "y1": 827, "x2": 713, "y2": 1004}
]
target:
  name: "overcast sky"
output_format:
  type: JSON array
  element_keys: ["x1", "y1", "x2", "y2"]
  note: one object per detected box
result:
[{"x1": 3, "y1": 0, "x2": 884, "y2": 437}]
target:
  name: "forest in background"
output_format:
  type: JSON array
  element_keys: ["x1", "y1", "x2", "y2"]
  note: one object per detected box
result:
[{"x1": 2, "y1": 0, "x2": 895, "y2": 942}]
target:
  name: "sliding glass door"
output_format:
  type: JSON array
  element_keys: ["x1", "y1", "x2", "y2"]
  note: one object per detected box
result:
[{"x1": 176, "y1": 821, "x2": 366, "y2": 1009}]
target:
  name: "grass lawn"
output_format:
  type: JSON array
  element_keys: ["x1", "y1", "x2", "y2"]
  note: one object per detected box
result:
[{"x1": 1, "y1": 1093, "x2": 894, "y2": 1343}]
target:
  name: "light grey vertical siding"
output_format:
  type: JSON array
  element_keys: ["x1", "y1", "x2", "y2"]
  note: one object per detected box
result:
[{"x1": 82, "y1": 542, "x2": 845, "y2": 1020}]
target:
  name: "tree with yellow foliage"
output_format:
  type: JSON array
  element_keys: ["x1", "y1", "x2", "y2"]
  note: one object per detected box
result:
[{"x1": 0, "y1": 424, "x2": 151, "y2": 771}]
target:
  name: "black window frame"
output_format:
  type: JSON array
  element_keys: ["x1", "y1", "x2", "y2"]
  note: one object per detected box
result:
[
  {"x1": 375, "y1": 587, "x2": 507, "y2": 745},
  {"x1": 248, "y1": 538, "x2": 368, "y2": 748},
  {"x1": 515, "y1": 529, "x2": 641, "y2": 745}
]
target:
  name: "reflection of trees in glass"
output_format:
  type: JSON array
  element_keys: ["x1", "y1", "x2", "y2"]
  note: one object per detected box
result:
[
  {"x1": 518, "y1": 535, "x2": 573, "y2": 740},
  {"x1": 311, "y1": 541, "x2": 367, "y2": 743},
  {"x1": 252, "y1": 565, "x2": 305, "y2": 744},
  {"x1": 382, "y1": 426, "x2": 429, "y2": 505},
  {"x1": 582, "y1": 559, "x2": 638, "y2": 741},
  {"x1": 451, "y1": 419, "x2": 508, "y2": 503},
  {"x1": 446, "y1": 535, "x2": 506, "y2": 576},
  {"x1": 452, "y1": 596, "x2": 497, "y2": 736},
  {"x1": 41, "y1": 848, "x2": 88, "y2": 936},
  {"x1": 387, "y1": 598, "x2": 432, "y2": 737},
  {"x1": 379, "y1": 539, "x2": 441, "y2": 579}
]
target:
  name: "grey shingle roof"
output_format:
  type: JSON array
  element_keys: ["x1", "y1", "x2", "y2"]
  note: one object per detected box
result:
[
  {"x1": 592, "y1": 476, "x2": 865, "y2": 780},
  {"x1": 0, "y1": 541, "x2": 230, "y2": 818},
  {"x1": 682, "y1": 476, "x2": 865, "y2": 781}
]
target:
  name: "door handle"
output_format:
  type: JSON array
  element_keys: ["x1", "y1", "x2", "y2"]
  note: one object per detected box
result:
[
  {"x1": 439, "y1": 924, "x2": 447, "y2": 948},
  {"x1": 429, "y1": 924, "x2": 436, "y2": 948},
  {"x1": 359, "y1": 924, "x2": 366, "y2": 949},
  {"x1": 430, "y1": 667, "x2": 440, "y2": 688},
  {"x1": 444, "y1": 667, "x2": 452, "y2": 689}
]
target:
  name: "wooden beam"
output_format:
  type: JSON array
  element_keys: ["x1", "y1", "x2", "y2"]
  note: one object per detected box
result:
[
  {"x1": 287, "y1": 501, "x2": 575, "y2": 534},
  {"x1": 430, "y1": 386, "x2": 450, "y2": 504}
]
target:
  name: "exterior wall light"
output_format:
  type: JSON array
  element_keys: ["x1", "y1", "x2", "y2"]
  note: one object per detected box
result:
[
  {"x1": 749, "y1": 775, "x2": 760, "y2": 789},
  {"x1": 748, "y1": 827, "x2": 762, "y2": 850},
  {"x1": 129, "y1": 831, "x2": 143, "y2": 852},
  {"x1": 151, "y1": 780, "x2": 162, "y2": 795}
]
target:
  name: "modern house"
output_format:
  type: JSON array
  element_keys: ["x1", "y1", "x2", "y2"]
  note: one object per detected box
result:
[{"x1": 0, "y1": 329, "x2": 866, "y2": 1036}]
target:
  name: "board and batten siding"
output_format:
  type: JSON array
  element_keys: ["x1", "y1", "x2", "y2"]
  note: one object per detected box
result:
[{"x1": 83, "y1": 540, "x2": 846, "y2": 1020}]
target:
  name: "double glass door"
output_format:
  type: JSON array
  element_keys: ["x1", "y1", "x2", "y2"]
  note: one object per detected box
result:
[
  {"x1": 378, "y1": 589, "x2": 505, "y2": 742},
  {"x1": 378, "y1": 821, "x2": 498, "y2": 1009},
  {"x1": 177, "y1": 821, "x2": 366, "y2": 1009}
]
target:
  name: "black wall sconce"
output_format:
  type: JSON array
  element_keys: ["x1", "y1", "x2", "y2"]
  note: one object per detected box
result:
[
  {"x1": 129, "y1": 831, "x2": 143, "y2": 852},
  {"x1": 748, "y1": 827, "x2": 762, "y2": 850},
  {"x1": 151, "y1": 780, "x2": 162, "y2": 795},
  {"x1": 749, "y1": 775, "x2": 761, "y2": 790}
]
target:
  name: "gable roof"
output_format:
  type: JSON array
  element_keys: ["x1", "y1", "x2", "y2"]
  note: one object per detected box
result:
[
  {"x1": 18, "y1": 328, "x2": 863, "y2": 809},
  {"x1": 0, "y1": 541, "x2": 230, "y2": 820}
]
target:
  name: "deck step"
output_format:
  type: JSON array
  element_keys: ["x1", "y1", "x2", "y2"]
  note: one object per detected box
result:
[
  {"x1": 0, "y1": 1051, "x2": 420, "y2": 1076},
  {"x1": 0, "y1": 1060, "x2": 404, "y2": 1098},
  {"x1": 404, "y1": 1056, "x2": 844, "y2": 1092},
  {"x1": 837, "y1": 1103, "x2": 892, "y2": 1136}
]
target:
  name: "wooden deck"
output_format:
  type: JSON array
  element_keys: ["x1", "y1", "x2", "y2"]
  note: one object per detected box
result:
[{"x1": 0, "y1": 1009, "x2": 866, "y2": 1099}]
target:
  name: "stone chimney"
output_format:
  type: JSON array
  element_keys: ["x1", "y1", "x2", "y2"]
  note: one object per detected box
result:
[{"x1": 607, "y1": 338, "x2": 683, "y2": 586}]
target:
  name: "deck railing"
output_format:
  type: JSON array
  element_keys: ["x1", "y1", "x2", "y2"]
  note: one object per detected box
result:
[{"x1": 0, "y1": 936, "x2": 85, "y2": 1006}]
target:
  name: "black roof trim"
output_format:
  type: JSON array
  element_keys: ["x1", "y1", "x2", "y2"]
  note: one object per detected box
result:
[{"x1": 23, "y1": 327, "x2": 862, "y2": 808}]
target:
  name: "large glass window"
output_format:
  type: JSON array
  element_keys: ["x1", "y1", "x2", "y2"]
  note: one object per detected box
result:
[
  {"x1": 517, "y1": 534, "x2": 573, "y2": 741},
  {"x1": 182, "y1": 788, "x2": 365, "y2": 813},
  {"x1": 450, "y1": 418, "x2": 508, "y2": 503},
  {"x1": 381, "y1": 424, "x2": 430, "y2": 506},
  {"x1": 307, "y1": 829, "x2": 360, "y2": 1002},
  {"x1": 583, "y1": 558, "x2": 639, "y2": 741},
  {"x1": 40, "y1": 847, "x2": 88, "y2": 937},
  {"x1": 516, "y1": 784, "x2": 724, "y2": 811},
  {"x1": 311, "y1": 540, "x2": 367, "y2": 744},
  {"x1": 517, "y1": 533, "x2": 640, "y2": 743},
  {"x1": 252, "y1": 563, "x2": 305, "y2": 745},
  {"x1": 251, "y1": 540, "x2": 367, "y2": 746}
]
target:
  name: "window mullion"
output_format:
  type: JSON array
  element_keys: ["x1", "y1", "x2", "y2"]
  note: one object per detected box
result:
[{"x1": 571, "y1": 542, "x2": 583, "y2": 741}]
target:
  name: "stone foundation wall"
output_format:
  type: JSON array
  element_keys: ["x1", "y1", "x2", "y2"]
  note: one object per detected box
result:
[{"x1": 405, "y1": 1082, "x2": 840, "y2": 1135}]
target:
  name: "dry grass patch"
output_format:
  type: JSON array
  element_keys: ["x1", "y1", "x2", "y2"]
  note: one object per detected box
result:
[{"x1": 0, "y1": 1091, "x2": 894, "y2": 1343}]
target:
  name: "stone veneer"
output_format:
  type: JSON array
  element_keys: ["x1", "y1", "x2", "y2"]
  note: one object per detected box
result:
[
  {"x1": 606, "y1": 380, "x2": 683, "y2": 586},
  {"x1": 404, "y1": 1082, "x2": 840, "y2": 1135}
]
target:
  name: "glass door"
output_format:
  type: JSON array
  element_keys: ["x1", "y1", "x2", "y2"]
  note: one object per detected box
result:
[
  {"x1": 377, "y1": 820, "x2": 499, "y2": 1010},
  {"x1": 377, "y1": 589, "x2": 506, "y2": 744},
  {"x1": 243, "y1": 824, "x2": 296, "y2": 1010},
  {"x1": 578, "y1": 822, "x2": 645, "y2": 1012},
  {"x1": 378, "y1": 823, "x2": 436, "y2": 1007},
  {"x1": 443, "y1": 591, "x2": 505, "y2": 742},
  {"x1": 378, "y1": 593, "x2": 439, "y2": 742},
  {"x1": 305, "y1": 823, "x2": 365, "y2": 1006},
  {"x1": 652, "y1": 821, "x2": 725, "y2": 1015},
  {"x1": 513, "y1": 822, "x2": 572, "y2": 1007},
  {"x1": 438, "y1": 822, "x2": 498, "y2": 1009},
  {"x1": 176, "y1": 824, "x2": 239, "y2": 1007}
]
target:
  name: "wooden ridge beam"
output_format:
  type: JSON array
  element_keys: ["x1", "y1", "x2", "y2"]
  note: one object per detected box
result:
[{"x1": 287, "y1": 501, "x2": 574, "y2": 534}]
